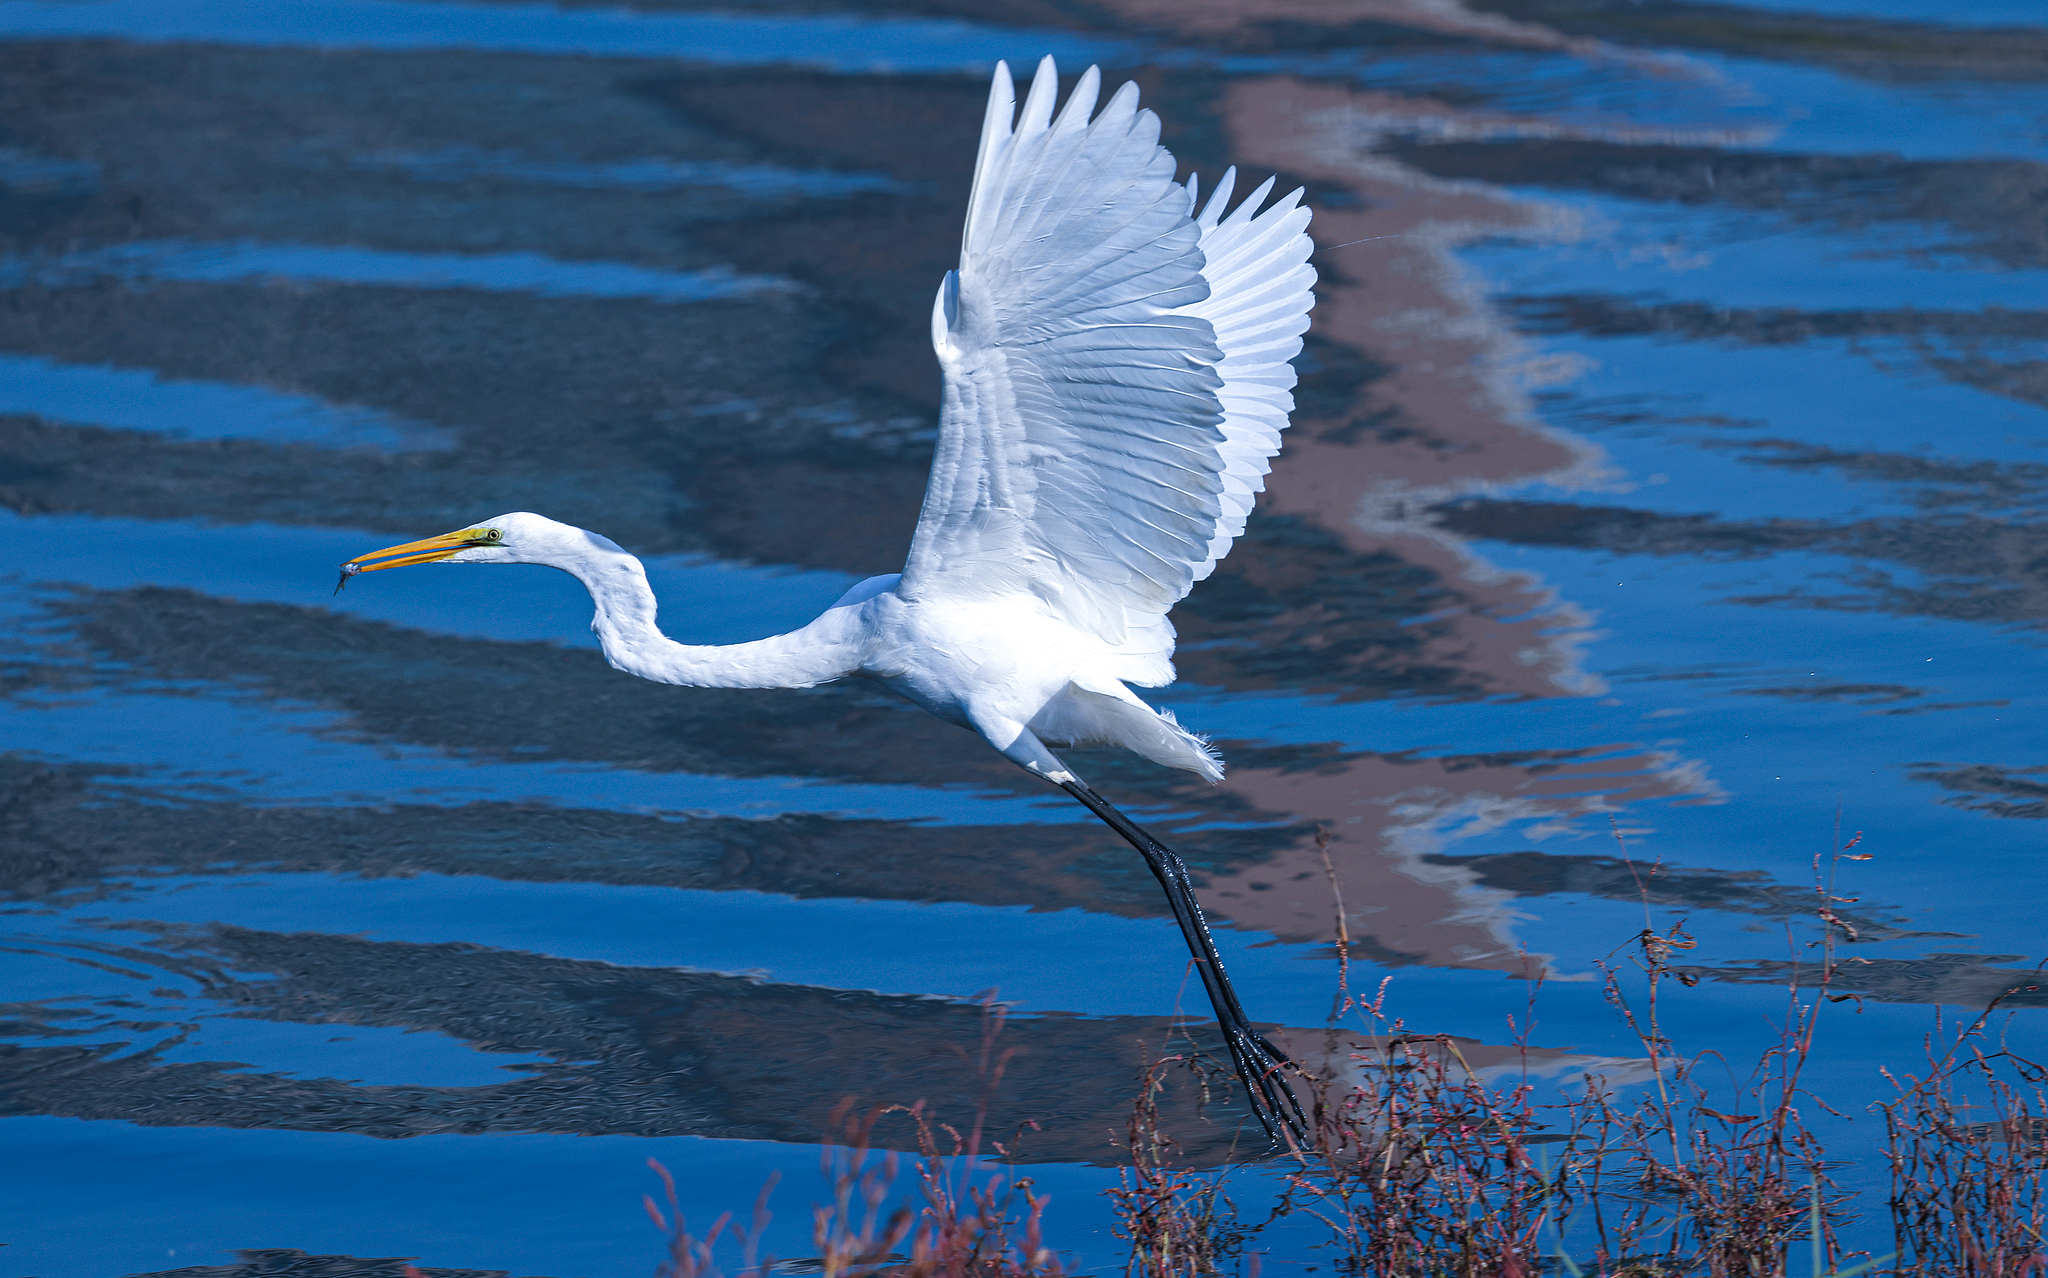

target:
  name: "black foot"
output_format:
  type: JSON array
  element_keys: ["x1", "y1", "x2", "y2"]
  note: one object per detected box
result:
[{"x1": 1220, "y1": 1019, "x2": 1309, "y2": 1152}]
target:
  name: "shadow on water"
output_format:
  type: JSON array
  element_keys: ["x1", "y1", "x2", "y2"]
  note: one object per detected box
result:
[{"x1": 0, "y1": 0, "x2": 2046, "y2": 1273}]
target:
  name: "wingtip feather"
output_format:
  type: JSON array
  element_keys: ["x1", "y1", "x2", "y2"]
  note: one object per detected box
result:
[
  {"x1": 1019, "y1": 55, "x2": 1059, "y2": 135},
  {"x1": 1196, "y1": 166, "x2": 1236, "y2": 229},
  {"x1": 1223, "y1": 176, "x2": 1278, "y2": 229},
  {"x1": 1055, "y1": 64, "x2": 1102, "y2": 132},
  {"x1": 1098, "y1": 78, "x2": 1141, "y2": 129},
  {"x1": 985, "y1": 60, "x2": 1015, "y2": 138}
]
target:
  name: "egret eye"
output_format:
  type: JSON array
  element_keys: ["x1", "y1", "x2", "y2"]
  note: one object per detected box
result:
[{"x1": 472, "y1": 528, "x2": 503, "y2": 544}]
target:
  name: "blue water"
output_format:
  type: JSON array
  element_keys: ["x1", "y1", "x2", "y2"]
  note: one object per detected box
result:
[
  {"x1": 0, "y1": 931, "x2": 552, "y2": 1085},
  {"x1": 12, "y1": 873, "x2": 1330, "y2": 1016},
  {"x1": 0, "y1": 145, "x2": 99, "y2": 194},
  {"x1": 1, "y1": 0, "x2": 2035, "y2": 165},
  {"x1": 1216, "y1": 44, "x2": 2048, "y2": 161},
  {"x1": 351, "y1": 147, "x2": 907, "y2": 198},
  {"x1": 0, "y1": 0, "x2": 1137, "y2": 69},
  {"x1": 1, "y1": 1118, "x2": 1132, "y2": 1278},
  {"x1": 0, "y1": 353, "x2": 449, "y2": 450},
  {"x1": 0, "y1": 0, "x2": 2044, "y2": 1273},
  {"x1": 1521, "y1": 341, "x2": 2047, "y2": 520},
  {"x1": 16, "y1": 239, "x2": 795, "y2": 304},
  {"x1": 0, "y1": 687, "x2": 1089, "y2": 821},
  {"x1": 1693, "y1": 53, "x2": 2048, "y2": 160},
  {"x1": 1722, "y1": 0, "x2": 2048, "y2": 24},
  {"x1": 0, "y1": 510, "x2": 859, "y2": 647},
  {"x1": 1467, "y1": 192, "x2": 2048, "y2": 309}
]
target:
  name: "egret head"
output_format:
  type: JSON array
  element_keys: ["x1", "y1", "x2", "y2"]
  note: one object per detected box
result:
[{"x1": 336, "y1": 511, "x2": 589, "y2": 592}]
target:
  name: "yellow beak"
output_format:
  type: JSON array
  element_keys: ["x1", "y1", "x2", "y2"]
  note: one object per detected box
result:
[{"x1": 336, "y1": 526, "x2": 502, "y2": 593}]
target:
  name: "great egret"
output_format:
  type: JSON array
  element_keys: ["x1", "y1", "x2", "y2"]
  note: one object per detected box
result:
[{"x1": 340, "y1": 56, "x2": 1318, "y2": 1145}]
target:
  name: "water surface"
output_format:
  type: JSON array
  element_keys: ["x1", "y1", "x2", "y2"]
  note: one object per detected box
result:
[{"x1": 1, "y1": 1, "x2": 2044, "y2": 1275}]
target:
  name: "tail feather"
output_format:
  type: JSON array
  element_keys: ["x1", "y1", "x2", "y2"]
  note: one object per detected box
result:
[{"x1": 1029, "y1": 683, "x2": 1225, "y2": 782}]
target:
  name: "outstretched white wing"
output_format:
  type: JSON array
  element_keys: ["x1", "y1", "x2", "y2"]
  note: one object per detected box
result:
[
  {"x1": 1180, "y1": 167, "x2": 1317, "y2": 585},
  {"x1": 900, "y1": 56, "x2": 1315, "y2": 656}
]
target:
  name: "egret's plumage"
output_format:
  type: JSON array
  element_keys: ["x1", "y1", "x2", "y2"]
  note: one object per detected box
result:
[{"x1": 342, "y1": 57, "x2": 1317, "y2": 1144}]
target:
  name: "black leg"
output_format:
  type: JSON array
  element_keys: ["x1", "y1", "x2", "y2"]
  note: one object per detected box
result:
[{"x1": 1059, "y1": 778, "x2": 1309, "y2": 1149}]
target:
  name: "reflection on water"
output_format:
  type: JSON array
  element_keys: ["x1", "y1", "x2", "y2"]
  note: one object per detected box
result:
[
  {"x1": 0, "y1": 353, "x2": 448, "y2": 450},
  {"x1": 0, "y1": 145, "x2": 99, "y2": 195},
  {"x1": 347, "y1": 146, "x2": 909, "y2": 198},
  {"x1": 0, "y1": 0, "x2": 1136, "y2": 67},
  {"x1": 15, "y1": 239, "x2": 797, "y2": 303},
  {"x1": 1, "y1": 0, "x2": 2045, "y2": 1274}
]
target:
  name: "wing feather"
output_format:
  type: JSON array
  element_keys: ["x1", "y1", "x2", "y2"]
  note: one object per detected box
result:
[
  {"x1": 902, "y1": 57, "x2": 1316, "y2": 656},
  {"x1": 1182, "y1": 174, "x2": 1317, "y2": 584}
]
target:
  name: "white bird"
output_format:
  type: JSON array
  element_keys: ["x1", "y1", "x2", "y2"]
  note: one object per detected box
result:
[{"x1": 340, "y1": 56, "x2": 1317, "y2": 1144}]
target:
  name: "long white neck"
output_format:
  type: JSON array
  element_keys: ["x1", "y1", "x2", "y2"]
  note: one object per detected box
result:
[{"x1": 562, "y1": 544, "x2": 864, "y2": 690}]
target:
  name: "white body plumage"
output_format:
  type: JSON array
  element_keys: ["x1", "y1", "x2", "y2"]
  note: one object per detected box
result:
[{"x1": 479, "y1": 514, "x2": 1218, "y2": 783}]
